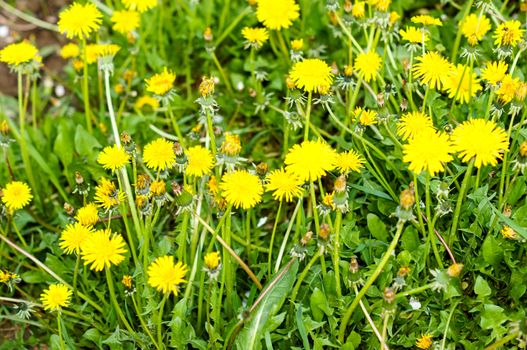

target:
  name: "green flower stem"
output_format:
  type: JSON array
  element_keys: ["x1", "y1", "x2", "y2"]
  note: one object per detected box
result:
[
  {"x1": 440, "y1": 301, "x2": 460, "y2": 350},
  {"x1": 484, "y1": 90, "x2": 495, "y2": 120},
  {"x1": 425, "y1": 176, "x2": 443, "y2": 268},
  {"x1": 344, "y1": 76, "x2": 363, "y2": 132},
  {"x1": 449, "y1": 159, "x2": 474, "y2": 246},
  {"x1": 421, "y1": 85, "x2": 430, "y2": 112},
  {"x1": 274, "y1": 197, "x2": 303, "y2": 273},
  {"x1": 167, "y1": 104, "x2": 185, "y2": 148},
  {"x1": 211, "y1": 52, "x2": 234, "y2": 96},
  {"x1": 11, "y1": 220, "x2": 28, "y2": 248},
  {"x1": 483, "y1": 333, "x2": 519, "y2": 350},
  {"x1": 31, "y1": 78, "x2": 37, "y2": 131},
  {"x1": 451, "y1": 0, "x2": 475, "y2": 64},
  {"x1": 131, "y1": 294, "x2": 160, "y2": 350},
  {"x1": 196, "y1": 268, "x2": 207, "y2": 332},
  {"x1": 57, "y1": 313, "x2": 65, "y2": 350},
  {"x1": 81, "y1": 39, "x2": 93, "y2": 134},
  {"x1": 72, "y1": 254, "x2": 80, "y2": 298},
  {"x1": 276, "y1": 30, "x2": 289, "y2": 59},
  {"x1": 407, "y1": 50, "x2": 416, "y2": 110},
  {"x1": 289, "y1": 246, "x2": 323, "y2": 315},
  {"x1": 0, "y1": 231, "x2": 103, "y2": 313},
  {"x1": 498, "y1": 114, "x2": 516, "y2": 207},
  {"x1": 214, "y1": 6, "x2": 252, "y2": 48},
  {"x1": 205, "y1": 109, "x2": 220, "y2": 178},
  {"x1": 309, "y1": 181, "x2": 321, "y2": 238},
  {"x1": 246, "y1": 209, "x2": 252, "y2": 263},
  {"x1": 103, "y1": 70, "x2": 121, "y2": 147},
  {"x1": 116, "y1": 174, "x2": 139, "y2": 266},
  {"x1": 338, "y1": 220, "x2": 405, "y2": 342},
  {"x1": 105, "y1": 267, "x2": 135, "y2": 335},
  {"x1": 333, "y1": 210, "x2": 343, "y2": 297},
  {"x1": 195, "y1": 214, "x2": 263, "y2": 290},
  {"x1": 268, "y1": 200, "x2": 283, "y2": 279},
  {"x1": 413, "y1": 173, "x2": 426, "y2": 236},
  {"x1": 156, "y1": 294, "x2": 167, "y2": 347},
  {"x1": 17, "y1": 71, "x2": 39, "y2": 208},
  {"x1": 303, "y1": 91, "x2": 313, "y2": 141},
  {"x1": 353, "y1": 285, "x2": 387, "y2": 350}
]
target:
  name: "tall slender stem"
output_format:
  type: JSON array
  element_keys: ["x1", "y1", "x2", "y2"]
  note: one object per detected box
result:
[
  {"x1": 449, "y1": 159, "x2": 474, "y2": 245},
  {"x1": 57, "y1": 313, "x2": 65, "y2": 350},
  {"x1": 81, "y1": 39, "x2": 93, "y2": 134},
  {"x1": 333, "y1": 210, "x2": 343, "y2": 297},
  {"x1": 157, "y1": 294, "x2": 167, "y2": 347},
  {"x1": 303, "y1": 91, "x2": 313, "y2": 140},
  {"x1": 338, "y1": 221, "x2": 405, "y2": 342},
  {"x1": 268, "y1": 200, "x2": 283, "y2": 279},
  {"x1": 105, "y1": 267, "x2": 135, "y2": 334}
]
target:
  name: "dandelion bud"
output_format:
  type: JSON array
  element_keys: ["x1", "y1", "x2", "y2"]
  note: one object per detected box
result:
[
  {"x1": 199, "y1": 76, "x2": 215, "y2": 97},
  {"x1": 521, "y1": 2, "x2": 527, "y2": 12},
  {"x1": 319, "y1": 223, "x2": 331, "y2": 241},
  {"x1": 203, "y1": 27, "x2": 213, "y2": 41},
  {"x1": 291, "y1": 39, "x2": 303, "y2": 51},
  {"x1": 515, "y1": 82, "x2": 527, "y2": 101},
  {"x1": 172, "y1": 142, "x2": 184, "y2": 156},
  {"x1": 501, "y1": 225, "x2": 517, "y2": 239},
  {"x1": 208, "y1": 177, "x2": 219, "y2": 195},
  {"x1": 399, "y1": 188, "x2": 415, "y2": 210},
  {"x1": 349, "y1": 256, "x2": 359, "y2": 273},
  {"x1": 122, "y1": 275, "x2": 133, "y2": 289},
  {"x1": 344, "y1": 0, "x2": 352, "y2": 13},
  {"x1": 503, "y1": 205, "x2": 512, "y2": 217},
  {"x1": 248, "y1": 87, "x2": 257, "y2": 97},
  {"x1": 520, "y1": 141, "x2": 527, "y2": 157},
  {"x1": 352, "y1": 1, "x2": 365, "y2": 18},
  {"x1": 400, "y1": 98, "x2": 408, "y2": 111},
  {"x1": 150, "y1": 180, "x2": 166, "y2": 197},
  {"x1": 123, "y1": 69, "x2": 134, "y2": 83},
  {"x1": 72, "y1": 59, "x2": 83, "y2": 71},
  {"x1": 318, "y1": 84, "x2": 330, "y2": 95},
  {"x1": 75, "y1": 171, "x2": 84, "y2": 185},
  {"x1": 397, "y1": 266, "x2": 411, "y2": 277},
  {"x1": 256, "y1": 162, "x2": 268, "y2": 176},
  {"x1": 120, "y1": 131, "x2": 132, "y2": 145},
  {"x1": 63, "y1": 202, "x2": 75, "y2": 216},
  {"x1": 136, "y1": 174, "x2": 151, "y2": 195},
  {"x1": 334, "y1": 175, "x2": 347, "y2": 193},
  {"x1": 171, "y1": 181, "x2": 183, "y2": 196},
  {"x1": 286, "y1": 76, "x2": 296, "y2": 90},
  {"x1": 389, "y1": 11, "x2": 401, "y2": 26},
  {"x1": 300, "y1": 231, "x2": 313, "y2": 246},
  {"x1": 384, "y1": 287, "x2": 396, "y2": 304},
  {"x1": 376, "y1": 92, "x2": 385, "y2": 107},
  {"x1": 0, "y1": 120, "x2": 9, "y2": 135},
  {"x1": 344, "y1": 64, "x2": 353, "y2": 77},
  {"x1": 329, "y1": 12, "x2": 338, "y2": 25},
  {"x1": 114, "y1": 84, "x2": 124, "y2": 94},
  {"x1": 446, "y1": 263, "x2": 464, "y2": 277}
]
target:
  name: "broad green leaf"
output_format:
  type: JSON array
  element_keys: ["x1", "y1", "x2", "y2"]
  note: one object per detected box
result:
[
  {"x1": 474, "y1": 276, "x2": 491, "y2": 299},
  {"x1": 367, "y1": 213, "x2": 388, "y2": 241},
  {"x1": 310, "y1": 288, "x2": 332, "y2": 322},
  {"x1": 481, "y1": 235, "x2": 503, "y2": 267},
  {"x1": 480, "y1": 304, "x2": 506, "y2": 329},
  {"x1": 235, "y1": 261, "x2": 298, "y2": 350}
]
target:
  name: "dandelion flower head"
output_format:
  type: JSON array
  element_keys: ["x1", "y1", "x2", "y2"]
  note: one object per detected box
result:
[
  {"x1": 220, "y1": 170, "x2": 263, "y2": 209},
  {"x1": 265, "y1": 168, "x2": 303, "y2": 202},
  {"x1": 148, "y1": 255, "x2": 188, "y2": 295},
  {"x1": 40, "y1": 284, "x2": 72, "y2": 312},
  {"x1": 288, "y1": 58, "x2": 333, "y2": 93},
  {"x1": 403, "y1": 129, "x2": 453, "y2": 176},
  {"x1": 354, "y1": 51, "x2": 382, "y2": 82},
  {"x1": 97, "y1": 144, "x2": 130, "y2": 172},
  {"x1": 285, "y1": 139, "x2": 337, "y2": 182},
  {"x1": 58, "y1": 2, "x2": 102, "y2": 39},
  {"x1": 143, "y1": 138, "x2": 176, "y2": 171},
  {"x1": 1, "y1": 181, "x2": 32, "y2": 212},
  {"x1": 256, "y1": 0, "x2": 300, "y2": 30},
  {"x1": 81, "y1": 229, "x2": 127, "y2": 271}
]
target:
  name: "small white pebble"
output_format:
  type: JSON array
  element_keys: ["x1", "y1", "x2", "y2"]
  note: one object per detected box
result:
[
  {"x1": 55, "y1": 84, "x2": 65, "y2": 97},
  {"x1": 0, "y1": 25, "x2": 9, "y2": 38}
]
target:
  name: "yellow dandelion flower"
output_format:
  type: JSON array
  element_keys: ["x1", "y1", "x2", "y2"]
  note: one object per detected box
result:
[
  {"x1": 0, "y1": 41, "x2": 38, "y2": 66},
  {"x1": 291, "y1": 39, "x2": 303, "y2": 50},
  {"x1": 204, "y1": 252, "x2": 221, "y2": 270},
  {"x1": 265, "y1": 168, "x2": 304, "y2": 202},
  {"x1": 461, "y1": 14, "x2": 491, "y2": 46},
  {"x1": 94, "y1": 178, "x2": 126, "y2": 210},
  {"x1": 147, "y1": 255, "x2": 188, "y2": 295},
  {"x1": 399, "y1": 26, "x2": 428, "y2": 43},
  {"x1": 58, "y1": 2, "x2": 102, "y2": 39},
  {"x1": 150, "y1": 180, "x2": 166, "y2": 196},
  {"x1": 451, "y1": 119, "x2": 509, "y2": 168},
  {"x1": 411, "y1": 15, "x2": 442, "y2": 26},
  {"x1": 220, "y1": 133, "x2": 242, "y2": 156},
  {"x1": 496, "y1": 74, "x2": 521, "y2": 104},
  {"x1": 396, "y1": 111, "x2": 435, "y2": 140},
  {"x1": 389, "y1": 11, "x2": 401, "y2": 26},
  {"x1": 59, "y1": 43, "x2": 80, "y2": 59},
  {"x1": 501, "y1": 226, "x2": 517, "y2": 239},
  {"x1": 288, "y1": 58, "x2": 333, "y2": 93},
  {"x1": 1, "y1": 181, "x2": 32, "y2": 212},
  {"x1": 59, "y1": 223, "x2": 94, "y2": 255},
  {"x1": 412, "y1": 51, "x2": 452, "y2": 90},
  {"x1": 403, "y1": 129, "x2": 453, "y2": 175},
  {"x1": 354, "y1": 51, "x2": 382, "y2": 82},
  {"x1": 145, "y1": 68, "x2": 175, "y2": 96},
  {"x1": 81, "y1": 229, "x2": 127, "y2": 271},
  {"x1": 97, "y1": 144, "x2": 130, "y2": 172},
  {"x1": 494, "y1": 20, "x2": 525, "y2": 47},
  {"x1": 94, "y1": 44, "x2": 120, "y2": 58},
  {"x1": 185, "y1": 145, "x2": 214, "y2": 177},
  {"x1": 256, "y1": 0, "x2": 299, "y2": 30},
  {"x1": 335, "y1": 150, "x2": 364, "y2": 173},
  {"x1": 85, "y1": 44, "x2": 101, "y2": 64},
  {"x1": 442, "y1": 64, "x2": 482, "y2": 104},
  {"x1": 481, "y1": 61, "x2": 508, "y2": 86},
  {"x1": 111, "y1": 10, "x2": 140, "y2": 34},
  {"x1": 135, "y1": 95, "x2": 160, "y2": 110},
  {"x1": 354, "y1": 107, "x2": 377, "y2": 126},
  {"x1": 220, "y1": 170, "x2": 263, "y2": 209},
  {"x1": 352, "y1": 1, "x2": 366, "y2": 18},
  {"x1": 122, "y1": 0, "x2": 157, "y2": 13},
  {"x1": 40, "y1": 284, "x2": 72, "y2": 312},
  {"x1": 416, "y1": 334, "x2": 433, "y2": 349},
  {"x1": 241, "y1": 27, "x2": 269, "y2": 48},
  {"x1": 75, "y1": 203, "x2": 99, "y2": 226},
  {"x1": 143, "y1": 138, "x2": 176, "y2": 171},
  {"x1": 285, "y1": 139, "x2": 337, "y2": 182},
  {"x1": 370, "y1": 0, "x2": 391, "y2": 12}
]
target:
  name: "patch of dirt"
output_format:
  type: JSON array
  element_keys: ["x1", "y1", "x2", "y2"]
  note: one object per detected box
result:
[{"x1": 0, "y1": 0, "x2": 67, "y2": 96}]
